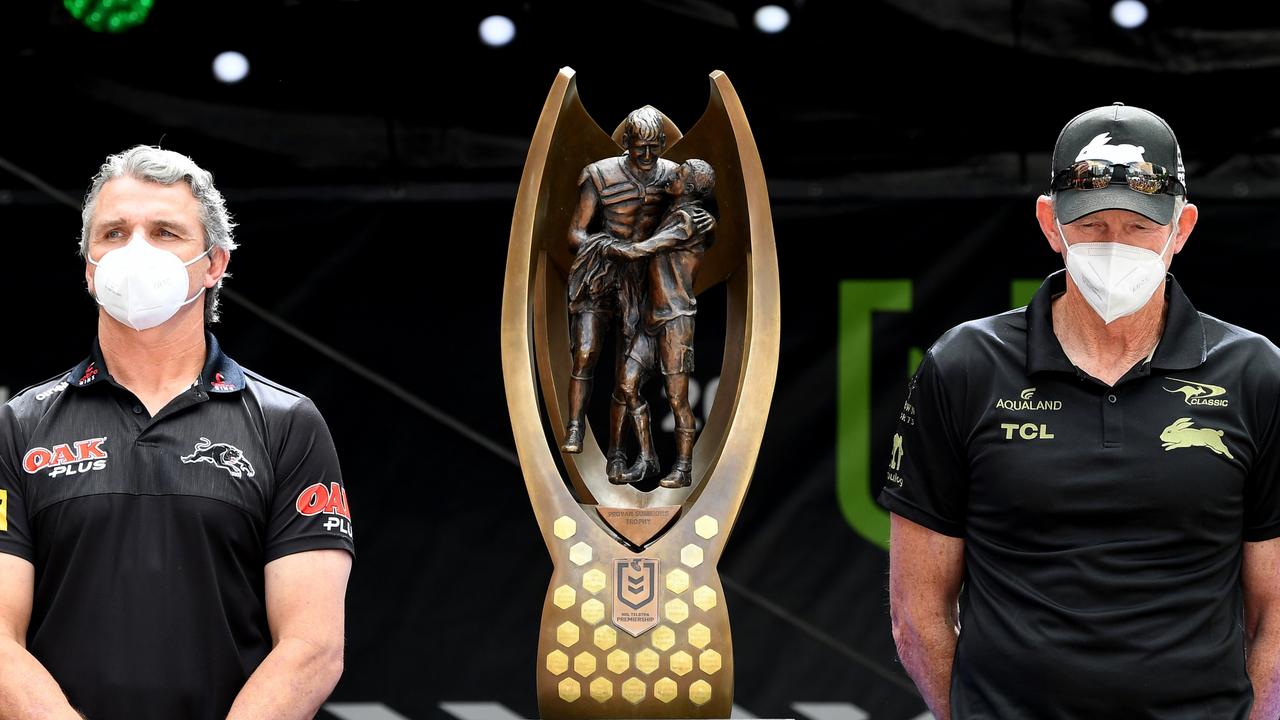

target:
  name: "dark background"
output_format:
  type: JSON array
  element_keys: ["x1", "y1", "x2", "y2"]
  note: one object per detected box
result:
[{"x1": 6, "y1": 1, "x2": 1280, "y2": 718}]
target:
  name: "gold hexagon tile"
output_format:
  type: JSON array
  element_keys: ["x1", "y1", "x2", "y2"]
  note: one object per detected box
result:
[
  {"x1": 558, "y1": 677, "x2": 581, "y2": 702},
  {"x1": 666, "y1": 568, "x2": 690, "y2": 594},
  {"x1": 693, "y1": 585, "x2": 717, "y2": 611},
  {"x1": 700, "y1": 649, "x2": 722, "y2": 674},
  {"x1": 553, "y1": 516, "x2": 576, "y2": 540},
  {"x1": 574, "y1": 651, "x2": 597, "y2": 677},
  {"x1": 665, "y1": 598, "x2": 689, "y2": 624},
  {"x1": 680, "y1": 544, "x2": 704, "y2": 568},
  {"x1": 594, "y1": 625, "x2": 617, "y2": 651},
  {"x1": 635, "y1": 648, "x2": 660, "y2": 674},
  {"x1": 694, "y1": 515, "x2": 719, "y2": 539},
  {"x1": 688, "y1": 623, "x2": 711, "y2": 649},
  {"x1": 690, "y1": 679, "x2": 712, "y2": 706},
  {"x1": 670, "y1": 650, "x2": 693, "y2": 676},
  {"x1": 607, "y1": 649, "x2": 630, "y2": 674},
  {"x1": 546, "y1": 650, "x2": 569, "y2": 676},
  {"x1": 581, "y1": 598, "x2": 605, "y2": 625},
  {"x1": 582, "y1": 568, "x2": 606, "y2": 594},
  {"x1": 590, "y1": 677, "x2": 613, "y2": 703},
  {"x1": 569, "y1": 542, "x2": 593, "y2": 566},
  {"x1": 654, "y1": 677, "x2": 678, "y2": 703},
  {"x1": 553, "y1": 585, "x2": 576, "y2": 610},
  {"x1": 621, "y1": 677, "x2": 646, "y2": 704},
  {"x1": 557, "y1": 621, "x2": 579, "y2": 647},
  {"x1": 651, "y1": 625, "x2": 676, "y2": 651}
]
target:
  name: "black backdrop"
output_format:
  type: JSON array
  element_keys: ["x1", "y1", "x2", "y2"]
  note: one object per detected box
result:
[{"x1": 7, "y1": 2, "x2": 1280, "y2": 719}]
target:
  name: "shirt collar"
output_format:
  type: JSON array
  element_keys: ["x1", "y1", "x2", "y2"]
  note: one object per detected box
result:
[
  {"x1": 1026, "y1": 269, "x2": 1207, "y2": 376},
  {"x1": 65, "y1": 332, "x2": 246, "y2": 393}
]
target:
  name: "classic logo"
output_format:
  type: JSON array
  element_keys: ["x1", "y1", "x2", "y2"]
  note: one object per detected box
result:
[
  {"x1": 23, "y1": 437, "x2": 109, "y2": 477},
  {"x1": 995, "y1": 387, "x2": 1062, "y2": 411},
  {"x1": 0, "y1": 489, "x2": 7, "y2": 532},
  {"x1": 296, "y1": 482, "x2": 353, "y2": 537},
  {"x1": 1076, "y1": 132, "x2": 1146, "y2": 164},
  {"x1": 613, "y1": 557, "x2": 660, "y2": 637},
  {"x1": 35, "y1": 382, "x2": 69, "y2": 402},
  {"x1": 1163, "y1": 378, "x2": 1229, "y2": 407},
  {"x1": 181, "y1": 438, "x2": 256, "y2": 479},
  {"x1": 1160, "y1": 417, "x2": 1233, "y2": 459}
]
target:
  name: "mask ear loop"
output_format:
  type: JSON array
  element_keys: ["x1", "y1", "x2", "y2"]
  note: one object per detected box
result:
[{"x1": 179, "y1": 246, "x2": 215, "y2": 305}]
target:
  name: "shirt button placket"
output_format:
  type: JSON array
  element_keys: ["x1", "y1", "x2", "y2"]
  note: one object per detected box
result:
[{"x1": 1102, "y1": 391, "x2": 1123, "y2": 448}]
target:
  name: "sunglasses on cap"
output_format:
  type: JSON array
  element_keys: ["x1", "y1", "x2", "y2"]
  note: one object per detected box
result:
[{"x1": 1051, "y1": 159, "x2": 1186, "y2": 196}]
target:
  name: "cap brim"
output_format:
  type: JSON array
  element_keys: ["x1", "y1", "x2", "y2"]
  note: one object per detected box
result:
[{"x1": 1055, "y1": 186, "x2": 1175, "y2": 225}]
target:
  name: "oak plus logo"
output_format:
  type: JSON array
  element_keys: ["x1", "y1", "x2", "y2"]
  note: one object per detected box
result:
[
  {"x1": 296, "y1": 482, "x2": 353, "y2": 538},
  {"x1": 23, "y1": 437, "x2": 109, "y2": 477},
  {"x1": 1163, "y1": 378, "x2": 1229, "y2": 407},
  {"x1": 995, "y1": 387, "x2": 1062, "y2": 412}
]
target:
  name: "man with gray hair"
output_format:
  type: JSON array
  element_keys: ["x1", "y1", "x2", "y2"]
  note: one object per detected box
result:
[
  {"x1": 0, "y1": 145, "x2": 353, "y2": 719},
  {"x1": 882, "y1": 103, "x2": 1280, "y2": 719}
]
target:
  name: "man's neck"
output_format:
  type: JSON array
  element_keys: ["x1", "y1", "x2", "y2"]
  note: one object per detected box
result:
[
  {"x1": 97, "y1": 306, "x2": 207, "y2": 402},
  {"x1": 1051, "y1": 278, "x2": 1167, "y2": 386}
]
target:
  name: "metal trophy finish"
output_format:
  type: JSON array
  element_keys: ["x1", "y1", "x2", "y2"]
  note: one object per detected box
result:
[{"x1": 502, "y1": 67, "x2": 779, "y2": 718}]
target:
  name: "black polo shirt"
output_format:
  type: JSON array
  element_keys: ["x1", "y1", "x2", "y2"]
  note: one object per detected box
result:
[
  {"x1": 879, "y1": 270, "x2": 1280, "y2": 719},
  {"x1": 0, "y1": 334, "x2": 354, "y2": 720}
]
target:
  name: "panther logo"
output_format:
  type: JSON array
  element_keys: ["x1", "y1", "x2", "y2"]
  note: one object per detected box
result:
[{"x1": 181, "y1": 438, "x2": 256, "y2": 479}]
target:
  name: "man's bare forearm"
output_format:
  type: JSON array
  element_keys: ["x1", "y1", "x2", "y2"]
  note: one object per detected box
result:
[
  {"x1": 1247, "y1": 619, "x2": 1280, "y2": 720},
  {"x1": 892, "y1": 610, "x2": 957, "y2": 720},
  {"x1": 225, "y1": 637, "x2": 342, "y2": 720},
  {"x1": 0, "y1": 639, "x2": 83, "y2": 720}
]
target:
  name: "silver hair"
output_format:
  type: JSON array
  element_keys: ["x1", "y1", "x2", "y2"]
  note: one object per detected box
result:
[{"x1": 80, "y1": 145, "x2": 237, "y2": 323}]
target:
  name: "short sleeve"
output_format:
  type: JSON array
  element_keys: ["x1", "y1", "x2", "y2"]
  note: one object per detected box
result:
[
  {"x1": 876, "y1": 350, "x2": 970, "y2": 537},
  {"x1": 0, "y1": 404, "x2": 35, "y2": 562},
  {"x1": 264, "y1": 398, "x2": 355, "y2": 562},
  {"x1": 1245, "y1": 394, "x2": 1280, "y2": 542}
]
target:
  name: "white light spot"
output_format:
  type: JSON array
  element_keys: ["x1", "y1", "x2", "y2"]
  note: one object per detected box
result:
[
  {"x1": 479, "y1": 15, "x2": 516, "y2": 47},
  {"x1": 1111, "y1": 0, "x2": 1148, "y2": 29},
  {"x1": 754, "y1": 5, "x2": 790, "y2": 33},
  {"x1": 213, "y1": 51, "x2": 249, "y2": 84}
]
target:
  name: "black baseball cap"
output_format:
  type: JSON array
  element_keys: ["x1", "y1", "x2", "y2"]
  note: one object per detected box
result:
[{"x1": 1050, "y1": 102, "x2": 1186, "y2": 225}]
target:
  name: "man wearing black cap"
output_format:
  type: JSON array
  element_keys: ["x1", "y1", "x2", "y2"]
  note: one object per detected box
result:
[{"x1": 881, "y1": 103, "x2": 1280, "y2": 719}]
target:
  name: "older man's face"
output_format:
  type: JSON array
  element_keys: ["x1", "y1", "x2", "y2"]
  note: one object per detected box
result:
[
  {"x1": 1059, "y1": 208, "x2": 1179, "y2": 262},
  {"x1": 85, "y1": 176, "x2": 209, "y2": 296}
]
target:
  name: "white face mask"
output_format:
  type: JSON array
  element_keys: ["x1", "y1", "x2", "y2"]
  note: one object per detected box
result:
[
  {"x1": 1057, "y1": 214, "x2": 1179, "y2": 325},
  {"x1": 88, "y1": 233, "x2": 211, "y2": 331}
]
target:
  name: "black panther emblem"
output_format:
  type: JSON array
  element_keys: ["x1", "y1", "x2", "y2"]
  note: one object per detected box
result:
[{"x1": 181, "y1": 437, "x2": 256, "y2": 479}]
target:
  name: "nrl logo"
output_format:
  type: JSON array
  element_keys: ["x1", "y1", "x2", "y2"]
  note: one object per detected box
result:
[
  {"x1": 181, "y1": 437, "x2": 256, "y2": 479},
  {"x1": 613, "y1": 558, "x2": 659, "y2": 637},
  {"x1": 1163, "y1": 378, "x2": 1229, "y2": 407},
  {"x1": 994, "y1": 387, "x2": 1062, "y2": 412}
]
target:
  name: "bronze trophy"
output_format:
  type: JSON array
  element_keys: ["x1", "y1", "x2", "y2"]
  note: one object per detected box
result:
[{"x1": 502, "y1": 68, "x2": 779, "y2": 718}]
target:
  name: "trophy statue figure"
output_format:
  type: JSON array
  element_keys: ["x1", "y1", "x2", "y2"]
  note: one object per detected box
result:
[{"x1": 503, "y1": 68, "x2": 778, "y2": 719}]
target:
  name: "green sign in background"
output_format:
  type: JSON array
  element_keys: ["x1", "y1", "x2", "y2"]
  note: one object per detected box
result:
[{"x1": 837, "y1": 278, "x2": 1041, "y2": 550}]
